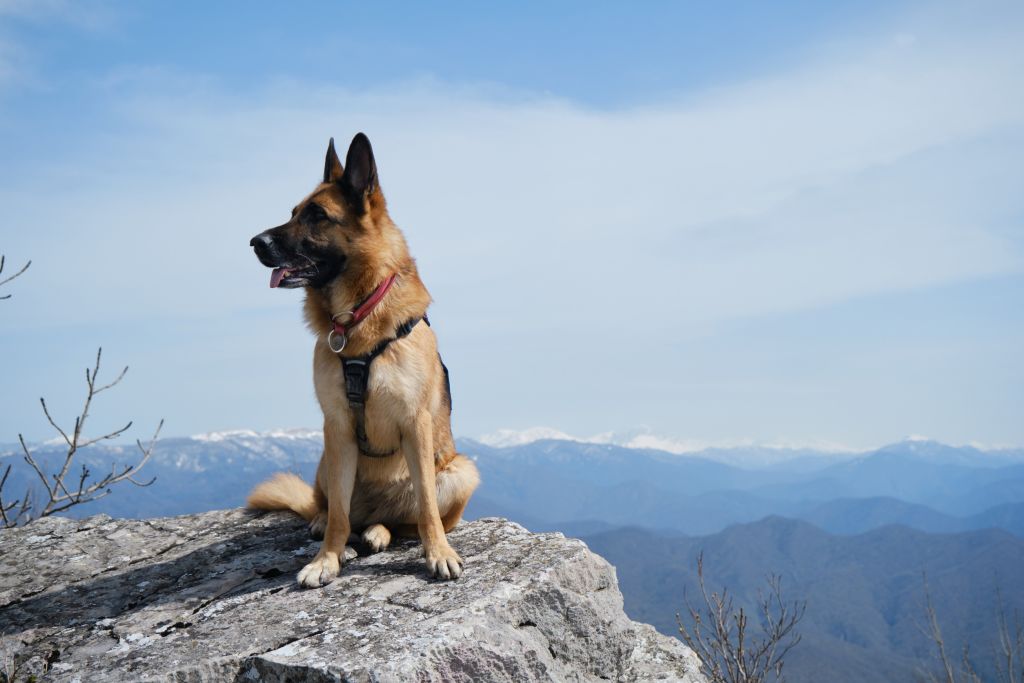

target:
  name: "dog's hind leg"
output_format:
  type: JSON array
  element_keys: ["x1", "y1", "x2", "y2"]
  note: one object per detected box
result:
[
  {"x1": 358, "y1": 452, "x2": 480, "y2": 548},
  {"x1": 361, "y1": 523, "x2": 392, "y2": 552},
  {"x1": 348, "y1": 481, "x2": 394, "y2": 552},
  {"x1": 437, "y1": 453, "x2": 478, "y2": 531}
]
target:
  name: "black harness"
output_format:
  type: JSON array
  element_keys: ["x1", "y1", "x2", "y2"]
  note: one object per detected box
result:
[{"x1": 338, "y1": 316, "x2": 452, "y2": 458}]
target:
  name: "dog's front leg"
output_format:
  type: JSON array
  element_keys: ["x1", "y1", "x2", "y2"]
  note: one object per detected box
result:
[
  {"x1": 297, "y1": 419, "x2": 358, "y2": 588},
  {"x1": 404, "y1": 411, "x2": 463, "y2": 580}
]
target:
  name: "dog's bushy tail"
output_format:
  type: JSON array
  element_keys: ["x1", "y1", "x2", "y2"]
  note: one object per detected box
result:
[{"x1": 247, "y1": 472, "x2": 320, "y2": 522}]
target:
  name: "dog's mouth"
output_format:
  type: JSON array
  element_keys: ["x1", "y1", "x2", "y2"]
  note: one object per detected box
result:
[{"x1": 269, "y1": 266, "x2": 318, "y2": 289}]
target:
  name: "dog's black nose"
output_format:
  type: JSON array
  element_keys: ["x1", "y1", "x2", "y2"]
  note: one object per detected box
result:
[{"x1": 250, "y1": 233, "x2": 275, "y2": 263}]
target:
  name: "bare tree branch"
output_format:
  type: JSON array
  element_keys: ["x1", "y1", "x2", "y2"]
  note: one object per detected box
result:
[
  {"x1": 0, "y1": 348, "x2": 162, "y2": 528},
  {"x1": 93, "y1": 364, "x2": 129, "y2": 395},
  {"x1": 0, "y1": 464, "x2": 17, "y2": 528},
  {"x1": 0, "y1": 255, "x2": 31, "y2": 300},
  {"x1": 678, "y1": 552, "x2": 806, "y2": 683},
  {"x1": 79, "y1": 421, "x2": 132, "y2": 449},
  {"x1": 920, "y1": 573, "x2": 960, "y2": 683},
  {"x1": 18, "y1": 434, "x2": 54, "y2": 500},
  {"x1": 993, "y1": 587, "x2": 1024, "y2": 683},
  {"x1": 39, "y1": 398, "x2": 72, "y2": 448},
  {"x1": 914, "y1": 572, "x2": 1023, "y2": 683}
]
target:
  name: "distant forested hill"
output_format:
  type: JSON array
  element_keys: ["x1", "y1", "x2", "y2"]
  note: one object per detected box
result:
[{"x1": 584, "y1": 518, "x2": 1024, "y2": 683}]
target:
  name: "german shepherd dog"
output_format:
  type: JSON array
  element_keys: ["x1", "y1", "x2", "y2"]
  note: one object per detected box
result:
[{"x1": 246, "y1": 133, "x2": 479, "y2": 587}]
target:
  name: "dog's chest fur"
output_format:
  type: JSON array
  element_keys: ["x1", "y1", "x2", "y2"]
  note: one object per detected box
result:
[{"x1": 312, "y1": 324, "x2": 440, "y2": 483}]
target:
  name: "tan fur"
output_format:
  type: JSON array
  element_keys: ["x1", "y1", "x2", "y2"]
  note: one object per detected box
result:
[
  {"x1": 247, "y1": 472, "x2": 320, "y2": 522},
  {"x1": 247, "y1": 135, "x2": 479, "y2": 587}
]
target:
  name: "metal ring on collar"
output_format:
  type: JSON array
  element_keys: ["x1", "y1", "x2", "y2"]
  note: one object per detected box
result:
[{"x1": 327, "y1": 330, "x2": 347, "y2": 353}]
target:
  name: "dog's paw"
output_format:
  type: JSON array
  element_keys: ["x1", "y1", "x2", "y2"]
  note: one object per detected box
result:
[
  {"x1": 425, "y1": 544, "x2": 464, "y2": 580},
  {"x1": 361, "y1": 524, "x2": 392, "y2": 553},
  {"x1": 308, "y1": 512, "x2": 327, "y2": 540},
  {"x1": 297, "y1": 551, "x2": 342, "y2": 588}
]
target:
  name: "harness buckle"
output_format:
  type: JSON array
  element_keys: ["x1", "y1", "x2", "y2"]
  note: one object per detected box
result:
[{"x1": 342, "y1": 358, "x2": 369, "y2": 404}]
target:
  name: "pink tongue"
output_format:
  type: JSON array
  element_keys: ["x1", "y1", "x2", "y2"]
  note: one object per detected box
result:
[{"x1": 269, "y1": 268, "x2": 289, "y2": 288}]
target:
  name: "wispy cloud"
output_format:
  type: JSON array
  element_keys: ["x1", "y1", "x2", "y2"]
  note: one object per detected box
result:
[
  {"x1": 6, "y1": 5, "x2": 1021, "y2": 333},
  {"x1": 0, "y1": 0, "x2": 117, "y2": 93}
]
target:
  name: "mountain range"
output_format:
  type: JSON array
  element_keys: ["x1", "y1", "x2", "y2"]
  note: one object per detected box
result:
[
  {"x1": 461, "y1": 436, "x2": 1024, "y2": 537},
  {"x1": 4, "y1": 431, "x2": 1024, "y2": 536},
  {"x1": 5, "y1": 431, "x2": 1024, "y2": 535}
]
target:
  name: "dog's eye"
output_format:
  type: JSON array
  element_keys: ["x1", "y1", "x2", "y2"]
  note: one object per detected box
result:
[{"x1": 302, "y1": 204, "x2": 327, "y2": 222}]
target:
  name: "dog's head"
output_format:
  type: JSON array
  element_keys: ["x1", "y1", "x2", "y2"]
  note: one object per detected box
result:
[{"x1": 249, "y1": 133, "x2": 387, "y2": 289}]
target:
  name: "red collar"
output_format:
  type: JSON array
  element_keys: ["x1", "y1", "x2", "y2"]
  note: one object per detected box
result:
[{"x1": 328, "y1": 274, "x2": 397, "y2": 352}]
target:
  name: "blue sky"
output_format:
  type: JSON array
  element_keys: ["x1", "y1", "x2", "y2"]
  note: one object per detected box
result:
[{"x1": 1, "y1": 1, "x2": 1022, "y2": 450}]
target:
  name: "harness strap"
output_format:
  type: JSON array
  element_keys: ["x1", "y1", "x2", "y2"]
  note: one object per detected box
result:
[{"x1": 339, "y1": 317, "x2": 422, "y2": 458}]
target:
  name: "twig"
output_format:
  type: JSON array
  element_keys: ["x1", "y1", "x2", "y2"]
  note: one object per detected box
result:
[
  {"x1": 0, "y1": 464, "x2": 17, "y2": 528},
  {"x1": 918, "y1": 573, "x2": 984, "y2": 683},
  {"x1": 0, "y1": 256, "x2": 31, "y2": 300}
]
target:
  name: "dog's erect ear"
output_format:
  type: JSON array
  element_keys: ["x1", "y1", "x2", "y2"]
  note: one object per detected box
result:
[
  {"x1": 324, "y1": 137, "x2": 343, "y2": 184},
  {"x1": 340, "y1": 133, "x2": 378, "y2": 204}
]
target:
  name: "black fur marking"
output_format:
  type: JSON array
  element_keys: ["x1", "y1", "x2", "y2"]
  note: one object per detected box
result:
[
  {"x1": 303, "y1": 243, "x2": 346, "y2": 289},
  {"x1": 340, "y1": 132, "x2": 378, "y2": 214}
]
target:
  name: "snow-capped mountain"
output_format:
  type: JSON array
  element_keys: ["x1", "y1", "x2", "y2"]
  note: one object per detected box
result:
[
  {"x1": 2, "y1": 430, "x2": 1022, "y2": 536},
  {"x1": 475, "y1": 426, "x2": 1023, "y2": 467}
]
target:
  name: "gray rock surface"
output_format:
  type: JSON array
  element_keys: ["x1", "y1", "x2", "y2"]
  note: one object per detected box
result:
[{"x1": 0, "y1": 510, "x2": 705, "y2": 682}]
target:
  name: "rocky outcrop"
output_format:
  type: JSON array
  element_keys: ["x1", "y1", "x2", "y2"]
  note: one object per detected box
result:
[{"x1": 0, "y1": 510, "x2": 705, "y2": 682}]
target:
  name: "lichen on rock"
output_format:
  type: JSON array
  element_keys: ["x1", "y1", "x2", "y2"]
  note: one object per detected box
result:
[{"x1": 0, "y1": 510, "x2": 705, "y2": 682}]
